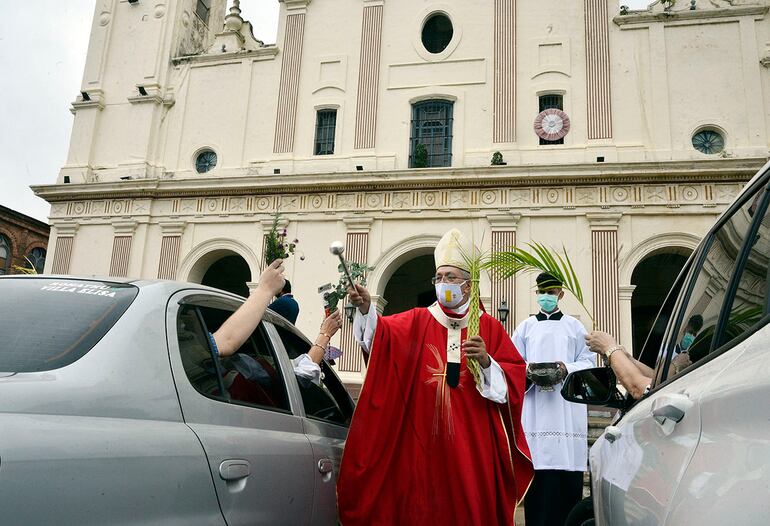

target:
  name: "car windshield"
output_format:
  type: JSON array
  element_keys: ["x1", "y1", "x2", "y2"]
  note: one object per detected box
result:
[{"x1": 0, "y1": 278, "x2": 138, "y2": 373}]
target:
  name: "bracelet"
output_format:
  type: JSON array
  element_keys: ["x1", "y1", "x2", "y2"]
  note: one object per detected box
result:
[
  {"x1": 606, "y1": 346, "x2": 624, "y2": 363},
  {"x1": 310, "y1": 344, "x2": 326, "y2": 353},
  {"x1": 319, "y1": 332, "x2": 332, "y2": 339}
]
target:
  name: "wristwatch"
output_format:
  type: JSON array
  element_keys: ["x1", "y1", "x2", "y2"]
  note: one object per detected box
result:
[{"x1": 606, "y1": 346, "x2": 623, "y2": 363}]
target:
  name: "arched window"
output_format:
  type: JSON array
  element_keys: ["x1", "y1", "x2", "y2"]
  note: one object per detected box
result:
[
  {"x1": 410, "y1": 100, "x2": 454, "y2": 168},
  {"x1": 0, "y1": 234, "x2": 11, "y2": 275},
  {"x1": 26, "y1": 247, "x2": 47, "y2": 274}
]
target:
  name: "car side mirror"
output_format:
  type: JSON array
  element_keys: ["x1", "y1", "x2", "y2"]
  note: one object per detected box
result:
[{"x1": 561, "y1": 367, "x2": 623, "y2": 407}]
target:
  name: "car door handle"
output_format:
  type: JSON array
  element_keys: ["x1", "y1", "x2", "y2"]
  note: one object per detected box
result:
[
  {"x1": 604, "y1": 425, "x2": 621, "y2": 443},
  {"x1": 318, "y1": 458, "x2": 333, "y2": 474},
  {"x1": 219, "y1": 459, "x2": 251, "y2": 481},
  {"x1": 651, "y1": 393, "x2": 693, "y2": 426}
]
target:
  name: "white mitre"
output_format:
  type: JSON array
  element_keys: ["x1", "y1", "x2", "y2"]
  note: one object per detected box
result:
[{"x1": 434, "y1": 228, "x2": 473, "y2": 272}]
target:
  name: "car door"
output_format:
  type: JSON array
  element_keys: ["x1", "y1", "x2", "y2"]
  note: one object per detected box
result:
[
  {"x1": 595, "y1": 181, "x2": 768, "y2": 526},
  {"x1": 666, "y1": 181, "x2": 770, "y2": 524},
  {"x1": 167, "y1": 293, "x2": 314, "y2": 526},
  {"x1": 266, "y1": 320, "x2": 354, "y2": 525}
]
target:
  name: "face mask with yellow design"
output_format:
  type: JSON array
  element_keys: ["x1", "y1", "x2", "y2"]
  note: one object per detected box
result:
[{"x1": 435, "y1": 283, "x2": 464, "y2": 308}]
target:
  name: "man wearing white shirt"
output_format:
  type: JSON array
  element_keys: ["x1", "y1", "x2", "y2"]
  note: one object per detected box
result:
[{"x1": 513, "y1": 272, "x2": 596, "y2": 526}]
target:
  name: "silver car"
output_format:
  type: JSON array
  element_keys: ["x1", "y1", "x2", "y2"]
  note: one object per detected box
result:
[
  {"x1": 0, "y1": 278, "x2": 353, "y2": 525},
  {"x1": 564, "y1": 160, "x2": 770, "y2": 525}
]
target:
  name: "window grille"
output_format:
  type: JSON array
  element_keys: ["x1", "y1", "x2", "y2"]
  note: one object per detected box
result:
[
  {"x1": 410, "y1": 100, "x2": 454, "y2": 168},
  {"x1": 314, "y1": 110, "x2": 337, "y2": 155},
  {"x1": 195, "y1": 0, "x2": 211, "y2": 25}
]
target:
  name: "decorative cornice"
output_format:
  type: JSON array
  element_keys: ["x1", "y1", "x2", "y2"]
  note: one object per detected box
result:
[
  {"x1": 487, "y1": 213, "x2": 522, "y2": 231},
  {"x1": 71, "y1": 89, "x2": 105, "y2": 113},
  {"x1": 619, "y1": 285, "x2": 637, "y2": 301},
  {"x1": 52, "y1": 222, "x2": 79, "y2": 236},
  {"x1": 172, "y1": 46, "x2": 278, "y2": 66},
  {"x1": 614, "y1": 5, "x2": 768, "y2": 28},
  {"x1": 280, "y1": 0, "x2": 313, "y2": 11},
  {"x1": 31, "y1": 158, "x2": 765, "y2": 203},
  {"x1": 159, "y1": 220, "x2": 186, "y2": 235},
  {"x1": 112, "y1": 220, "x2": 138, "y2": 235},
  {"x1": 343, "y1": 217, "x2": 374, "y2": 233},
  {"x1": 586, "y1": 213, "x2": 622, "y2": 230}
]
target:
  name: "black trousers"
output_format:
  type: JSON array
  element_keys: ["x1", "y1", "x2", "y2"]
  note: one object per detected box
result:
[{"x1": 524, "y1": 469, "x2": 584, "y2": 526}]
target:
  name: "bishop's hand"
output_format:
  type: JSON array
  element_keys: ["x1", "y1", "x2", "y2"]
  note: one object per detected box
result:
[
  {"x1": 462, "y1": 336, "x2": 491, "y2": 368},
  {"x1": 347, "y1": 284, "x2": 371, "y2": 315}
]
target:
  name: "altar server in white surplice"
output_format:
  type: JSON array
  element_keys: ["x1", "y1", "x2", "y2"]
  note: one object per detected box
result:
[{"x1": 512, "y1": 272, "x2": 595, "y2": 526}]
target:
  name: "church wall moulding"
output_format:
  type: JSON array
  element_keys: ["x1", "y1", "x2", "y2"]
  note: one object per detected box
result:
[{"x1": 43, "y1": 181, "x2": 746, "y2": 221}]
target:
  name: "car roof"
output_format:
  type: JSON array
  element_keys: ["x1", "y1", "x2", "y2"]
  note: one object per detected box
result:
[{"x1": 0, "y1": 274, "x2": 300, "y2": 332}]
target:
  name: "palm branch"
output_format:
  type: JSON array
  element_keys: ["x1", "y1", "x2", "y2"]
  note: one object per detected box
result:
[
  {"x1": 460, "y1": 247, "x2": 487, "y2": 388},
  {"x1": 485, "y1": 242, "x2": 593, "y2": 324},
  {"x1": 12, "y1": 256, "x2": 38, "y2": 275}
]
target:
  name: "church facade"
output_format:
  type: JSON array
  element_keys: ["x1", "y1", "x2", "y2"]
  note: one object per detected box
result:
[{"x1": 34, "y1": 0, "x2": 770, "y2": 382}]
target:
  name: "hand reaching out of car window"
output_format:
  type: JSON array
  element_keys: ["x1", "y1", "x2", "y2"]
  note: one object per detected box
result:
[{"x1": 257, "y1": 259, "x2": 286, "y2": 297}]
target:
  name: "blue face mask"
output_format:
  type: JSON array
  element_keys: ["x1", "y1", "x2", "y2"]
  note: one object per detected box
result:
[
  {"x1": 537, "y1": 293, "x2": 559, "y2": 313},
  {"x1": 680, "y1": 333, "x2": 695, "y2": 350}
]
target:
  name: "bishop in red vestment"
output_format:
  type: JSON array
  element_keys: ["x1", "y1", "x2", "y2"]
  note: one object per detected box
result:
[{"x1": 337, "y1": 229, "x2": 533, "y2": 525}]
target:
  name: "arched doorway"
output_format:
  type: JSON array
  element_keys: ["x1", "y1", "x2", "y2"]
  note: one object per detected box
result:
[
  {"x1": 630, "y1": 250, "x2": 690, "y2": 355},
  {"x1": 201, "y1": 254, "x2": 252, "y2": 298},
  {"x1": 382, "y1": 255, "x2": 435, "y2": 316}
]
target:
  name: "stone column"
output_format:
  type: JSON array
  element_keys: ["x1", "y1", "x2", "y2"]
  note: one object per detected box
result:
[
  {"x1": 354, "y1": 0, "x2": 385, "y2": 150},
  {"x1": 108, "y1": 221, "x2": 138, "y2": 278},
  {"x1": 273, "y1": 0, "x2": 311, "y2": 154},
  {"x1": 587, "y1": 213, "x2": 622, "y2": 339},
  {"x1": 157, "y1": 221, "x2": 186, "y2": 280},
  {"x1": 584, "y1": 0, "x2": 613, "y2": 139},
  {"x1": 493, "y1": 0, "x2": 516, "y2": 143},
  {"x1": 49, "y1": 223, "x2": 78, "y2": 275},
  {"x1": 488, "y1": 214, "x2": 521, "y2": 334},
  {"x1": 337, "y1": 217, "x2": 373, "y2": 375}
]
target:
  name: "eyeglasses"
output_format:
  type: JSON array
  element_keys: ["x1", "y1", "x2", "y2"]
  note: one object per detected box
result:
[{"x1": 431, "y1": 275, "x2": 468, "y2": 285}]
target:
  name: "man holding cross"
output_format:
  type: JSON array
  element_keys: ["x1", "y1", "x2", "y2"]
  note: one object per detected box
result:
[{"x1": 337, "y1": 229, "x2": 533, "y2": 525}]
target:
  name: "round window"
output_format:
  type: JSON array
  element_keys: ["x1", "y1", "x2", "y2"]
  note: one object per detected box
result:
[
  {"x1": 195, "y1": 149, "x2": 218, "y2": 173},
  {"x1": 692, "y1": 129, "x2": 724, "y2": 155},
  {"x1": 421, "y1": 13, "x2": 453, "y2": 54}
]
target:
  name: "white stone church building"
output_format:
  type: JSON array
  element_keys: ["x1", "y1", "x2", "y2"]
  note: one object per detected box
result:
[{"x1": 34, "y1": 0, "x2": 770, "y2": 382}]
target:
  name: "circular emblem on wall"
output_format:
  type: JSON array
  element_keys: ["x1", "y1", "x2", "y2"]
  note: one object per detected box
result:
[{"x1": 533, "y1": 109, "x2": 571, "y2": 141}]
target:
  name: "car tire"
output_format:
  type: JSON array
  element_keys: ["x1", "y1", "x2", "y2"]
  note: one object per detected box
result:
[{"x1": 565, "y1": 496, "x2": 594, "y2": 526}]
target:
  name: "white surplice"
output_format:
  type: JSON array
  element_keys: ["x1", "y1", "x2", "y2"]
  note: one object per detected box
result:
[
  {"x1": 512, "y1": 310, "x2": 595, "y2": 471},
  {"x1": 352, "y1": 303, "x2": 509, "y2": 403}
]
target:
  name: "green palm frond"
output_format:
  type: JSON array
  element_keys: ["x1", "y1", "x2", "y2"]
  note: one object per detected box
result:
[
  {"x1": 459, "y1": 245, "x2": 488, "y2": 389},
  {"x1": 12, "y1": 256, "x2": 38, "y2": 275},
  {"x1": 485, "y1": 242, "x2": 592, "y2": 323}
]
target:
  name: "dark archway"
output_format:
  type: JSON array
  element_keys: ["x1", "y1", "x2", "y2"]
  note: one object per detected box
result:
[
  {"x1": 630, "y1": 251, "x2": 690, "y2": 356},
  {"x1": 383, "y1": 254, "x2": 435, "y2": 316},
  {"x1": 201, "y1": 254, "x2": 251, "y2": 298}
]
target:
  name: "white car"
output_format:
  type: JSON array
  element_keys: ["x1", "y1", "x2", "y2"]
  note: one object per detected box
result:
[{"x1": 563, "y1": 159, "x2": 770, "y2": 526}]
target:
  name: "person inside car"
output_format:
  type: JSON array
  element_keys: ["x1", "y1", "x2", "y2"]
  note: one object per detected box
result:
[
  {"x1": 179, "y1": 259, "x2": 342, "y2": 397},
  {"x1": 585, "y1": 330, "x2": 654, "y2": 400}
]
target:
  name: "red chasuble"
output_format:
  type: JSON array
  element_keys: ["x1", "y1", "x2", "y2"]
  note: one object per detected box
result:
[{"x1": 337, "y1": 305, "x2": 534, "y2": 525}]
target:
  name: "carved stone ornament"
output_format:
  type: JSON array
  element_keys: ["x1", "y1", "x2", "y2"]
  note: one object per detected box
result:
[{"x1": 534, "y1": 108, "x2": 571, "y2": 141}]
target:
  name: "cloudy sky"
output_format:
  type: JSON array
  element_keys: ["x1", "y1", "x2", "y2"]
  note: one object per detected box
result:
[{"x1": 0, "y1": 0, "x2": 650, "y2": 222}]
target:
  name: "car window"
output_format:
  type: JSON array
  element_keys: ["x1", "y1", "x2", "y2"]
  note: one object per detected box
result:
[
  {"x1": 273, "y1": 324, "x2": 353, "y2": 426},
  {"x1": 176, "y1": 304, "x2": 291, "y2": 413},
  {"x1": 663, "y1": 185, "x2": 770, "y2": 381},
  {"x1": 713, "y1": 187, "x2": 770, "y2": 349},
  {"x1": 0, "y1": 278, "x2": 138, "y2": 373}
]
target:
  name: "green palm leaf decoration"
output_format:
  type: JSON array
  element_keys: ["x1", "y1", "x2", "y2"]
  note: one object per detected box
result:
[
  {"x1": 461, "y1": 247, "x2": 486, "y2": 388},
  {"x1": 12, "y1": 256, "x2": 38, "y2": 275},
  {"x1": 485, "y1": 242, "x2": 593, "y2": 324}
]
